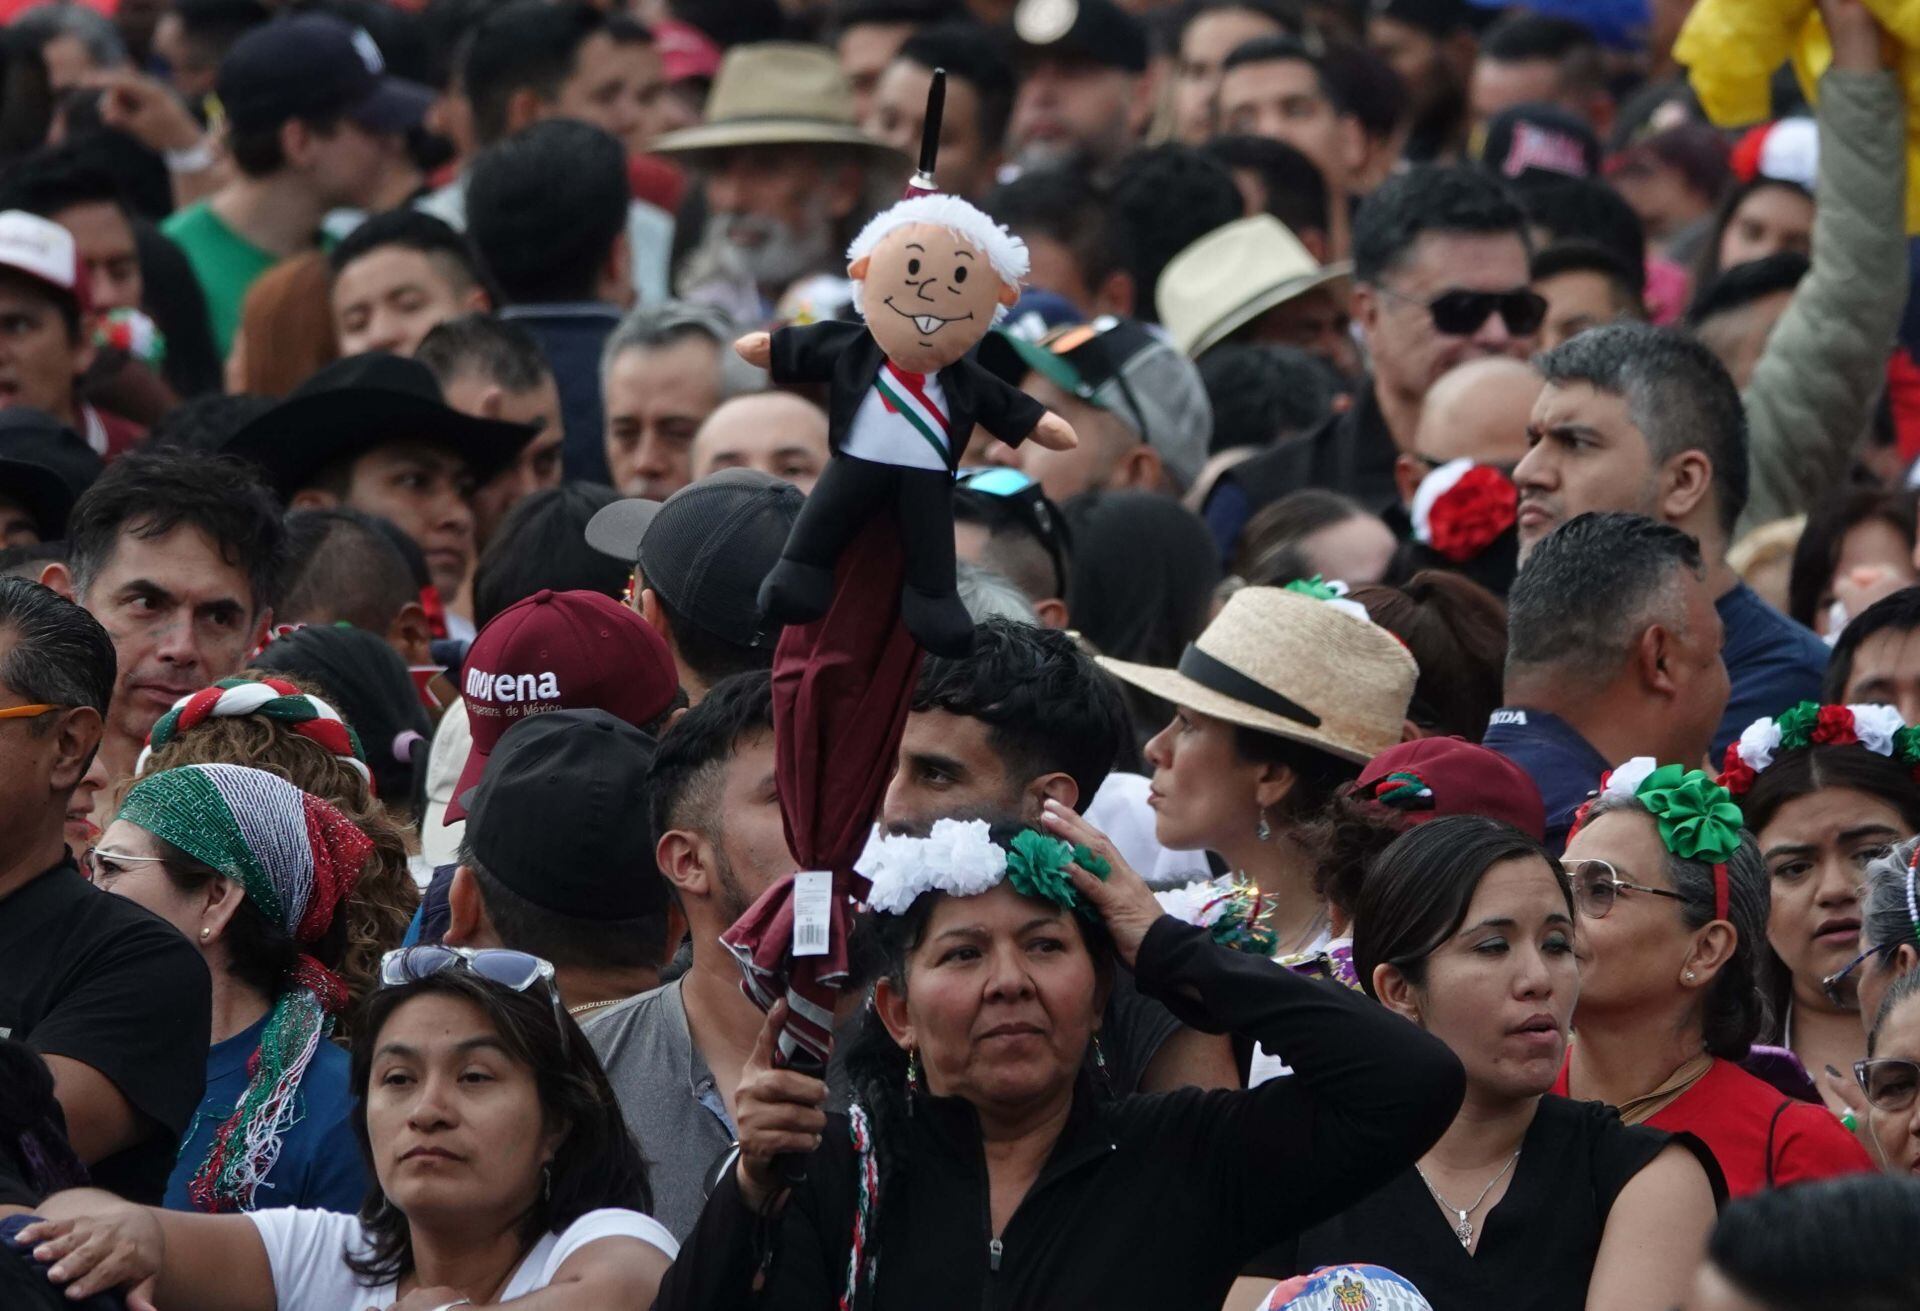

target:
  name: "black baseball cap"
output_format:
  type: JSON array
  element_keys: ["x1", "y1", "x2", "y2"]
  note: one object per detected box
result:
[
  {"x1": 584, "y1": 469, "x2": 803, "y2": 649},
  {"x1": 217, "y1": 14, "x2": 433, "y2": 137},
  {"x1": 1479, "y1": 103, "x2": 1602, "y2": 186},
  {"x1": 1012, "y1": 0, "x2": 1148, "y2": 73},
  {"x1": 461, "y1": 708, "x2": 669, "y2": 919},
  {"x1": 0, "y1": 408, "x2": 101, "y2": 539}
]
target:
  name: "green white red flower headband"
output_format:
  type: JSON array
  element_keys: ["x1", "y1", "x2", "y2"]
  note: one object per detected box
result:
[
  {"x1": 1717, "y1": 702, "x2": 1919, "y2": 797},
  {"x1": 857, "y1": 818, "x2": 1110, "y2": 916},
  {"x1": 1571, "y1": 757, "x2": 1742, "y2": 921}
]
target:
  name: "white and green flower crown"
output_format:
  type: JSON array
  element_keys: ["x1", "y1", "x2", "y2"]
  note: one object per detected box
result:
[{"x1": 857, "y1": 817, "x2": 1110, "y2": 916}]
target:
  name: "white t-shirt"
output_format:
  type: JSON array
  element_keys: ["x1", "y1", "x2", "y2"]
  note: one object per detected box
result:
[
  {"x1": 840, "y1": 367, "x2": 951, "y2": 471},
  {"x1": 246, "y1": 1206, "x2": 678, "y2": 1310}
]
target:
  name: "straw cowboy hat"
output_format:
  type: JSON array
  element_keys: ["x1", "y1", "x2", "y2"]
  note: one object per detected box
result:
[
  {"x1": 1156, "y1": 215, "x2": 1352, "y2": 360},
  {"x1": 1100, "y1": 585, "x2": 1417, "y2": 763},
  {"x1": 649, "y1": 42, "x2": 909, "y2": 162}
]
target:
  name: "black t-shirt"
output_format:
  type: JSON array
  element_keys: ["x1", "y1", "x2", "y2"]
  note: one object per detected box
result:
[
  {"x1": 1249, "y1": 1096, "x2": 1715, "y2": 1311},
  {"x1": 0, "y1": 861, "x2": 211, "y2": 1204}
]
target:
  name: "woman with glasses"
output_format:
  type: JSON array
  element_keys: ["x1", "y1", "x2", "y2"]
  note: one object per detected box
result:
[
  {"x1": 18, "y1": 944, "x2": 674, "y2": 1308},
  {"x1": 1853, "y1": 969, "x2": 1920, "y2": 1174},
  {"x1": 89, "y1": 764, "x2": 373, "y2": 1215},
  {"x1": 1722, "y1": 702, "x2": 1920, "y2": 1113},
  {"x1": 1840, "y1": 837, "x2": 1920, "y2": 1042},
  {"x1": 1240, "y1": 815, "x2": 1719, "y2": 1311},
  {"x1": 1556, "y1": 760, "x2": 1870, "y2": 1195},
  {"x1": 131, "y1": 674, "x2": 420, "y2": 1036}
]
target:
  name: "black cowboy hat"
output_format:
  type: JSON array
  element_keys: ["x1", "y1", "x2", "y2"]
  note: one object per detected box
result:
[
  {"x1": 0, "y1": 408, "x2": 102, "y2": 539},
  {"x1": 221, "y1": 352, "x2": 537, "y2": 499}
]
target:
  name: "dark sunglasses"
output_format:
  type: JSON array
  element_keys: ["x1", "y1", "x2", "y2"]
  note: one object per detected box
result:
[
  {"x1": 1855, "y1": 1056, "x2": 1920, "y2": 1113},
  {"x1": 1563, "y1": 859, "x2": 1689, "y2": 920},
  {"x1": 378, "y1": 945, "x2": 569, "y2": 1053},
  {"x1": 1381, "y1": 285, "x2": 1548, "y2": 337},
  {"x1": 955, "y1": 467, "x2": 1072, "y2": 597}
]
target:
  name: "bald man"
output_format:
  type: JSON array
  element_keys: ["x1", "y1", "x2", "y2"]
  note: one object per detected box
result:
[
  {"x1": 688, "y1": 392, "x2": 832, "y2": 494},
  {"x1": 1393, "y1": 356, "x2": 1543, "y2": 509}
]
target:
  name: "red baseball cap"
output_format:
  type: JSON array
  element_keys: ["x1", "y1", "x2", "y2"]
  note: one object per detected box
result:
[
  {"x1": 447, "y1": 588, "x2": 678, "y2": 822},
  {"x1": 1353, "y1": 737, "x2": 1546, "y2": 842}
]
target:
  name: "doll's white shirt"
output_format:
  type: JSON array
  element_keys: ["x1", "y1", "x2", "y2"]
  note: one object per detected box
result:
[{"x1": 841, "y1": 366, "x2": 951, "y2": 471}]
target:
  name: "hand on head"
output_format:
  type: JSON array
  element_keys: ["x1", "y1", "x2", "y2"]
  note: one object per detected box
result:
[{"x1": 1040, "y1": 800, "x2": 1162, "y2": 969}]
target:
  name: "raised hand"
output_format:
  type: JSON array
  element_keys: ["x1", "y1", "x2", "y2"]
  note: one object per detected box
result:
[
  {"x1": 734, "y1": 1000, "x2": 829, "y2": 1210},
  {"x1": 1041, "y1": 798, "x2": 1164, "y2": 969}
]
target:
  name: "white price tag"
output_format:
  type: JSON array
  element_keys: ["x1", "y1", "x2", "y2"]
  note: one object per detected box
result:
[{"x1": 793, "y1": 871, "x2": 833, "y2": 957}]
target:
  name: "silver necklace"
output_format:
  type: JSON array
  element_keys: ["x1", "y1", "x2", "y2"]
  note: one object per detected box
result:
[{"x1": 1415, "y1": 1149, "x2": 1520, "y2": 1250}]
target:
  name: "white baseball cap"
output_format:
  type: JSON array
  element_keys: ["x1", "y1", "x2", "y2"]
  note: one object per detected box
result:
[{"x1": 0, "y1": 211, "x2": 82, "y2": 312}]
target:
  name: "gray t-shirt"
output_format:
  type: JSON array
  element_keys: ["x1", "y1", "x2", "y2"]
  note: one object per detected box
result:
[{"x1": 583, "y1": 979, "x2": 736, "y2": 1244}]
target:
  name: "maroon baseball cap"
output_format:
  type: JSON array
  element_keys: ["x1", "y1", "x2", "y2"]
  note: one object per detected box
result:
[
  {"x1": 447, "y1": 588, "x2": 678, "y2": 822},
  {"x1": 1354, "y1": 737, "x2": 1546, "y2": 841}
]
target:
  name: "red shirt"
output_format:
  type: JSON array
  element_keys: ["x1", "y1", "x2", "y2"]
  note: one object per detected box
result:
[{"x1": 1554, "y1": 1056, "x2": 1872, "y2": 1197}]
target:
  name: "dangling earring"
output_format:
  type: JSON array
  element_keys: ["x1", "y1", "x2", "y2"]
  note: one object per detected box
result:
[
  {"x1": 906, "y1": 1046, "x2": 922, "y2": 1111},
  {"x1": 1091, "y1": 1033, "x2": 1110, "y2": 1086},
  {"x1": 1256, "y1": 807, "x2": 1273, "y2": 842},
  {"x1": 542, "y1": 1162, "x2": 552, "y2": 1204}
]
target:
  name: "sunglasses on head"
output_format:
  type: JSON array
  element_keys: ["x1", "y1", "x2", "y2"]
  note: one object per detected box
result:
[
  {"x1": 955, "y1": 467, "x2": 1072, "y2": 597},
  {"x1": 1381, "y1": 286, "x2": 1548, "y2": 337},
  {"x1": 378, "y1": 945, "x2": 569, "y2": 1053}
]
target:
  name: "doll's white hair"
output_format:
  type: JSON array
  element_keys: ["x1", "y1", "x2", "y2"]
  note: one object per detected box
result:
[{"x1": 847, "y1": 193, "x2": 1030, "y2": 289}]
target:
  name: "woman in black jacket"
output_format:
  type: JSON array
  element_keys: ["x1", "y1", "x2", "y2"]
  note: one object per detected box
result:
[{"x1": 656, "y1": 804, "x2": 1466, "y2": 1311}]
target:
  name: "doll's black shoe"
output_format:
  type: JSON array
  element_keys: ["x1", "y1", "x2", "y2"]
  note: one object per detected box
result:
[
  {"x1": 758, "y1": 559, "x2": 836, "y2": 624},
  {"x1": 901, "y1": 586, "x2": 975, "y2": 657}
]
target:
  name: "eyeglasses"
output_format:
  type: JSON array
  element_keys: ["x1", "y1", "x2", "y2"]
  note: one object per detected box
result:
[
  {"x1": 955, "y1": 467, "x2": 1072, "y2": 597},
  {"x1": 1823, "y1": 941, "x2": 1898, "y2": 1007},
  {"x1": 83, "y1": 847, "x2": 172, "y2": 887},
  {"x1": 1377, "y1": 285, "x2": 1548, "y2": 337},
  {"x1": 1855, "y1": 1057, "x2": 1920, "y2": 1113},
  {"x1": 1563, "y1": 859, "x2": 1690, "y2": 920},
  {"x1": 378, "y1": 946, "x2": 569, "y2": 1052},
  {"x1": 0, "y1": 702, "x2": 61, "y2": 721}
]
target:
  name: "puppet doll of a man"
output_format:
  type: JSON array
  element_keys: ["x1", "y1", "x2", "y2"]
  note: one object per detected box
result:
[{"x1": 736, "y1": 194, "x2": 1076, "y2": 657}]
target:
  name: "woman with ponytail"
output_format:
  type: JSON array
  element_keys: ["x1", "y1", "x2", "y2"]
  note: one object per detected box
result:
[{"x1": 90, "y1": 763, "x2": 373, "y2": 1214}]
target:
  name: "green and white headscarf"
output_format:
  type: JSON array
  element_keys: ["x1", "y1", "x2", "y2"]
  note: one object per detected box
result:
[{"x1": 118, "y1": 763, "x2": 372, "y2": 1212}]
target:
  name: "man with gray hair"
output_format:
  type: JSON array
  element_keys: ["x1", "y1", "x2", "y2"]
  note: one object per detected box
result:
[
  {"x1": 1485, "y1": 511, "x2": 1729, "y2": 853},
  {"x1": 602, "y1": 301, "x2": 762, "y2": 501},
  {"x1": 1514, "y1": 321, "x2": 1828, "y2": 756}
]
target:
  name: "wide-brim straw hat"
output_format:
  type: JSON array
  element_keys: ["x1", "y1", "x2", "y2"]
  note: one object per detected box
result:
[
  {"x1": 1100, "y1": 585, "x2": 1417, "y2": 763},
  {"x1": 649, "y1": 42, "x2": 909, "y2": 163},
  {"x1": 1158, "y1": 215, "x2": 1352, "y2": 360}
]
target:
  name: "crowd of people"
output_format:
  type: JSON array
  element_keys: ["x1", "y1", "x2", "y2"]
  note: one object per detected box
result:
[{"x1": 3, "y1": 0, "x2": 1920, "y2": 1306}]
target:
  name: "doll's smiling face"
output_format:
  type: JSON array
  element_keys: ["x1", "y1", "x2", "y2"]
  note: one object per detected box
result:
[{"x1": 852, "y1": 221, "x2": 1018, "y2": 374}]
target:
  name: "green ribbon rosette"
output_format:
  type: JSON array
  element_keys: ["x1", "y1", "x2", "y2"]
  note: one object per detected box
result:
[
  {"x1": 1005, "y1": 829, "x2": 1111, "y2": 914},
  {"x1": 1635, "y1": 763, "x2": 1743, "y2": 863}
]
